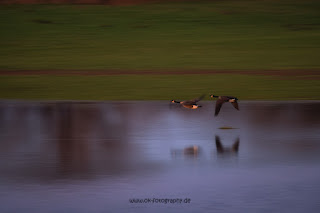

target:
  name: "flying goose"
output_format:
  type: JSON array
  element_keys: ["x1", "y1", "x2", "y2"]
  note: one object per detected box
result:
[
  {"x1": 171, "y1": 94, "x2": 205, "y2": 109},
  {"x1": 210, "y1": 94, "x2": 239, "y2": 116}
]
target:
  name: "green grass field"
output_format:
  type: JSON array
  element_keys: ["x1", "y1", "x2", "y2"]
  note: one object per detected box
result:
[
  {"x1": 1, "y1": 0, "x2": 320, "y2": 70},
  {"x1": 0, "y1": 0, "x2": 319, "y2": 100},
  {"x1": 1, "y1": 75, "x2": 319, "y2": 100}
]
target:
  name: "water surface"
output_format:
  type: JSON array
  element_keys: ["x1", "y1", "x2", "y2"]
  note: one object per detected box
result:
[{"x1": 0, "y1": 100, "x2": 320, "y2": 213}]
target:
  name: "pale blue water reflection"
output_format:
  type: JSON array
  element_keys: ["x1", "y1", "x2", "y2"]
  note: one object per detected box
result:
[{"x1": 0, "y1": 100, "x2": 320, "y2": 213}]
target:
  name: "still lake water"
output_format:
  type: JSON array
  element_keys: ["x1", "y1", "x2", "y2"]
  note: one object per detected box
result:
[{"x1": 0, "y1": 100, "x2": 320, "y2": 213}]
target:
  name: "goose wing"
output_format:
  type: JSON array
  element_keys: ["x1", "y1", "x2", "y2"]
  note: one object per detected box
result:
[
  {"x1": 215, "y1": 99, "x2": 224, "y2": 116},
  {"x1": 215, "y1": 135, "x2": 224, "y2": 153},
  {"x1": 231, "y1": 101, "x2": 239, "y2": 110},
  {"x1": 182, "y1": 94, "x2": 205, "y2": 105},
  {"x1": 191, "y1": 94, "x2": 205, "y2": 103},
  {"x1": 226, "y1": 95, "x2": 236, "y2": 99},
  {"x1": 181, "y1": 100, "x2": 193, "y2": 106}
]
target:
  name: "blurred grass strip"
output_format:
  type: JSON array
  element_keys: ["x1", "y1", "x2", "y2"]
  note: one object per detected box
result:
[
  {"x1": 0, "y1": 75, "x2": 319, "y2": 100},
  {"x1": 0, "y1": 0, "x2": 320, "y2": 70}
]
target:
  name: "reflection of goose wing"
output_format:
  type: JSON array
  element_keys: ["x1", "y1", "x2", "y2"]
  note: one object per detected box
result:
[
  {"x1": 232, "y1": 138, "x2": 240, "y2": 152},
  {"x1": 231, "y1": 101, "x2": 239, "y2": 110},
  {"x1": 215, "y1": 99, "x2": 224, "y2": 116},
  {"x1": 215, "y1": 135, "x2": 224, "y2": 153}
]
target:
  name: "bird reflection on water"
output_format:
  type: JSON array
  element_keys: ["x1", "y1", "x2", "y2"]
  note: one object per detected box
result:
[
  {"x1": 215, "y1": 135, "x2": 240, "y2": 155},
  {"x1": 1, "y1": 101, "x2": 320, "y2": 213},
  {"x1": 171, "y1": 145, "x2": 201, "y2": 159},
  {"x1": 170, "y1": 135, "x2": 240, "y2": 161}
]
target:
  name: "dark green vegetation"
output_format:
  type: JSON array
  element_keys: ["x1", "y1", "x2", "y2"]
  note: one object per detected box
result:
[
  {"x1": 0, "y1": 0, "x2": 319, "y2": 100},
  {"x1": 1, "y1": 75, "x2": 319, "y2": 100},
  {"x1": 0, "y1": 0, "x2": 320, "y2": 70}
]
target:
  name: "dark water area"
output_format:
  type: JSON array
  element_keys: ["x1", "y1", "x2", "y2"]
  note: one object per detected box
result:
[{"x1": 0, "y1": 100, "x2": 320, "y2": 213}]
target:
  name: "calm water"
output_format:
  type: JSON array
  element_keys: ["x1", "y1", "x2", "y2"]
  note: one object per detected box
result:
[{"x1": 0, "y1": 100, "x2": 320, "y2": 213}]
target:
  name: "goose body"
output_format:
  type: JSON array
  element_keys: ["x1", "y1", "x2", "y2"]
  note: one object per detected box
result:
[
  {"x1": 171, "y1": 95, "x2": 205, "y2": 109},
  {"x1": 210, "y1": 94, "x2": 239, "y2": 116}
]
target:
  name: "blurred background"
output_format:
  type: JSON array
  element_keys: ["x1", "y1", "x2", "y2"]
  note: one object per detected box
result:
[{"x1": 0, "y1": 0, "x2": 319, "y2": 100}]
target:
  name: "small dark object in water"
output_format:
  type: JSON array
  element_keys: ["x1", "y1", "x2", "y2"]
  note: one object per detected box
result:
[{"x1": 219, "y1": 126, "x2": 238, "y2": 130}]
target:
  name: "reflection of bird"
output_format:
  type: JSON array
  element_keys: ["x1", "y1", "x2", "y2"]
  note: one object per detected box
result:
[
  {"x1": 171, "y1": 145, "x2": 200, "y2": 158},
  {"x1": 210, "y1": 95, "x2": 239, "y2": 116},
  {"x1": 183, "y1": 145, "x2": 199, "y2": 156},
  {"x1": 215, "y1": 135, "x2": 239, "y2": 154},
  {"x1": 171, "y1": 95, "x2": 205, "y2": 109}
]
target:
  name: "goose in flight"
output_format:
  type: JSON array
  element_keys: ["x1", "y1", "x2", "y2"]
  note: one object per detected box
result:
[
  {"x1": 171, "y1": 94, "x2": 205, "y2": 109},
  {"x1": 210, "y1": 94, "x2": 239, "y2": 116}
]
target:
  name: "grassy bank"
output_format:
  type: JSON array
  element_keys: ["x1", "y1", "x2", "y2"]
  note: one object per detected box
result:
[
  {"x1": 0, "y1": 0, "x2": 319, "y2": 100},
  {"x1": 0, "y1": 0, "x2": 320, "y2": 70},
  {"x1": 1, "y1": 74, "x2": 319, "y2": 100}
]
